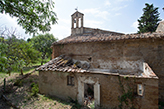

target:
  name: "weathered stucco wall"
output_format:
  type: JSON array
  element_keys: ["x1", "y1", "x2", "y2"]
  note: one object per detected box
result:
[
  {"x1": 156, "y1": 21, "x2": 164, "y2": 33},
  {"x1": 39, "y1": 71, "x2": 77, "y2": 100},
  {"x1": 39, "y1": 71, "x2": 158, "y2": 108},
  {"x1": 98, "y1": 74, "x2": 158, "y2": 109},
  {"x1": 52, "y1": 38, "x2": 164, "y2": 101}
]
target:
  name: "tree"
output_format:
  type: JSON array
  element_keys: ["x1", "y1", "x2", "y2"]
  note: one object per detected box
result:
[
  {"x1": 0, "y1": 36, "x2": 41, "y2": 75},
  {"x1": 138, "y1": 3, "x2": 161, "y2": 33},
  {"x1": 0, "y1": 0, "x2": 57, "y2": 35},
  {"x1": 0, "y1": 27, "x2": 41, "y2": 75},
  {"x1": 30, "y1": 33, "x2": 57, "y2": 65}
]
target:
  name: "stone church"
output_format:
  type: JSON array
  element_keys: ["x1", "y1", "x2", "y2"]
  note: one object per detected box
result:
[{"x1": 36, "y1": 11, "x2": 164, "y2": 108}]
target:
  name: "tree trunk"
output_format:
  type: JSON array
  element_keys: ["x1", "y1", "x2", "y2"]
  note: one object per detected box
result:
[
  {"x1": 41, "y1": 61, "x2": 43, "y2": 65},
  {"x1": 41, "y1": 53, "x2": 46, "y2": 65},
  {"x1": 20, "y1": 69, "x2": 23, "y2": 75},
  {"x1": 8, "y1": 71, "x2": 11, "y2": 76}
]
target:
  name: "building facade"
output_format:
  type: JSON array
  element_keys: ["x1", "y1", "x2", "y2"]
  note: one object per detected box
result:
[{"x1": 37, "y1": 11, "x2": 164, "y2": 108}]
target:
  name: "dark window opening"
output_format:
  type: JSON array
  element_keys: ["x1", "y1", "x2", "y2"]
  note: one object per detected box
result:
[
  {"x1": 84, "y1": 83, "x2": 94, "y2": 106},
  {"x1": 88, "y1": 57, "x2": 92, "y2": 61},
  {"x1": 67, "y1": 76, "x2": 74, "y2": 86}
]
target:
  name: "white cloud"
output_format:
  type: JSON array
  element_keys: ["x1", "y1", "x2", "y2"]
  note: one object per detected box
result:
[
  {"x1": 131, "y1": 21, "x2": 138, "y2": 30},
  {"x1": 84, "y1": 19, "x2": 103, "y2": 28},
  {"x1": 58, "y1": 18, "x2": 70, "y2": 25},
  {"x1": 112, "y1": 5, "x2": 128, "y2": 11},
  {"x1": 49, "y1": 18, "x2": 71, "y2": 40},
  {"x1": 105, "y1": 1, "x2": 111, "y2": 6},
  {"x1": 114, "y1": 13, "x2": 121, "y2": 16},
  {"x1": 116, "y1": 0, "x2": 132, "y2": 2},
  {"x1": 50, "y1": 23, "x2": 70, "y2": 40},
  {"x1": 113, "y1": 0, "x2": 132, "y2": 4},
  {"x1": 0, "y1": 14, "x2": 30, "y2": 40},
  {"x1": 80, "y1": 8, "x2": 109, "y2": 20}
]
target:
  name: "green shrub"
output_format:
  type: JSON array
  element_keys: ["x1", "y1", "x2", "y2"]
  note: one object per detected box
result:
[
  {"x1": 30, "y1": 82, "x2": 39, "y2": 96},
  {"x1": 30, "y1": 82, "x2": 35, "y2": 87}
]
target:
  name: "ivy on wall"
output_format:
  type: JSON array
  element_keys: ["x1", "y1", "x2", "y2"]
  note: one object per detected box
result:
[{"x1": 118, "y1": 76, "x2": 136, "y2": 109}]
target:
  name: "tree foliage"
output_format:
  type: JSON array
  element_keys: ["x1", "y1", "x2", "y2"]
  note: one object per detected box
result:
[
  {"x1": 0, "y1": 31, "x2": 40, "y2": 75},
  {"x1": 0, "y1": 0, "x2": 57, "y2": 35},
  {"x1": 30, "y1": 33, "x2": 57, "y2": 65},
  {"x1": 138, "y1": 3, "x2": 161, "y2": 33}
]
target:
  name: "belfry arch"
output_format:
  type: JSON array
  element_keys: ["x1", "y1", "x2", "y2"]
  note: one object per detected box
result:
[{"x1": 71, "y1": 11, "x2": 84, "y2": 35}]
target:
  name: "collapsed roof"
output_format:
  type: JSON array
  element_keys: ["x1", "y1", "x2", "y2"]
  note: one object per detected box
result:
[
  {"x1": 36, "y1": 55, "x2": 90, "y2": 73},
  {"x1": 36, "y1": 55, "x2": 158, "y2": 79}
]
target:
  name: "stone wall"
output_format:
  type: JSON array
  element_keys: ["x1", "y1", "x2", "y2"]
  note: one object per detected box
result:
[
  {"x1": 98, "y1": 74, "x2": 158, "y2": 109},
  {"x1": 71, "y1": 27, "x2": 84, "y2": 36},
  {"x1": 39, "y1": 71, "x2": 77, "y2": 100},
  {"x1": 39, "y1": 71, "x2": 158, "y2": 108},
  {"x1": 52, "y1": 38, "x2": 164, "y2": 101}
]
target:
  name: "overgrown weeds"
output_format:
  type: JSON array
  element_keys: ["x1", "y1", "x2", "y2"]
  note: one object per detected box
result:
[
  {"x1": 30, "y1": 82, "x2": 39, "y2": 97},
  {"x1": 68, "y1": 97, "x2": 81, "y2": 109}
]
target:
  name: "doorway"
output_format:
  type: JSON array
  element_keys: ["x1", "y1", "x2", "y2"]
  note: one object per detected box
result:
[
  {"x1": 84, "y1": 83, "x2": 94, "y2": 98},
  {"x1": 77, "y1": 76, "x2": 100, "y2": 107},
  {"x1": 84, "y1": 83, "x2": 94, "y2": 106}
]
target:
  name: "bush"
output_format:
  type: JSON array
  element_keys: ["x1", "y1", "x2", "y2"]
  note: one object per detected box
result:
[{"x1": 30, "y1": 82, "x2": 39, "y2": 96}]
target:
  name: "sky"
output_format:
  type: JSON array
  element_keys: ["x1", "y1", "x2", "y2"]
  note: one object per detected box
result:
[{"x1": 0, "y1": 0, "x2": 164, "y2": 40}]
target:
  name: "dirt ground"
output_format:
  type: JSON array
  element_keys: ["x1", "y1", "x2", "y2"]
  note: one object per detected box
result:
[{"x1": 0, "y1": 71, "x2": 80, "y2": 109}]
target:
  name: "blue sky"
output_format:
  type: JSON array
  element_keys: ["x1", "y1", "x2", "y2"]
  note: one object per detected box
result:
[{"x1": 0, "y1": 0, "x2": 164, "y2": 40}]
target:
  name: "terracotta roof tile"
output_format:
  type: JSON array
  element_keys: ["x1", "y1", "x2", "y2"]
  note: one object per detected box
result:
[
  {"x1": 53, "y1": 32, "x2": 164, "y2": 45},
  {"x1": 36, "y1": 55, "x2": 90, "y2": 73}
]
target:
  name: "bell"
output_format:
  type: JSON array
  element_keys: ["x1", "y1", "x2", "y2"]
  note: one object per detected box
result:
[{"x1": 74, "y1": 19, "x2": 76, "y2": 23}]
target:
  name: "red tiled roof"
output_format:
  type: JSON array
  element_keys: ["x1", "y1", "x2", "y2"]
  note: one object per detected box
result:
[{"x1": 53, "y1": 32, "x2": 164, "y2": 45}]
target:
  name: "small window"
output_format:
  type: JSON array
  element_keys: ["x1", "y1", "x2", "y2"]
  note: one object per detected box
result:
[
  {"x1": 67, "y1": 76, "x2": 74, "y2": 86},
  {"x1": 137, "y1": 84, "x2": 144, "y2": 96}
]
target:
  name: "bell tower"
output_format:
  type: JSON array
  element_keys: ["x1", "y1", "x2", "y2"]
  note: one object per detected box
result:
[{"x1": 71, "y1": 10, "x2": 84, "y2": 35}]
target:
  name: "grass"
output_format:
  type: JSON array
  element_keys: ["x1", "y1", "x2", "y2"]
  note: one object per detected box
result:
[
  {"x1": 0, "y1": 65, "x2": 37, "y2": 86},
  {"x1": 0, "y1": 72, "x2": 8, "y2": 78},
  {"x1": 32, "y1": 58, "x2": 51, "y2": 66},
  {"x1": 0, "y1": 64, "x2": 38, "y2": 78},
  {"x1": 0, "y1": 58, "x2": 80, "y2": 109},
  {"x1": 0, "y1": 57, "x2": 50, "y2": 77}
]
